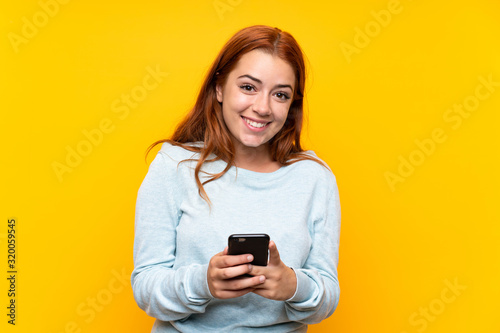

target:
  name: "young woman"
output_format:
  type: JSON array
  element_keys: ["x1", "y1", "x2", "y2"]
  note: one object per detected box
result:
[{"x1": 132, "y1": 25, "x2": 341, "y2": 332}]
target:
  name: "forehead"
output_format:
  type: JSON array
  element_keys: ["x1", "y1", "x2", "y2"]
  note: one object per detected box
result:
[{"x1": 230, "y1": 49, "x2": 296, "y2": 87}]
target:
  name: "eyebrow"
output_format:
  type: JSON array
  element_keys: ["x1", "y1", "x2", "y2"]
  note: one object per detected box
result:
[{"x1": 237, "y1": 74, "x2": 293, "y2": 91}]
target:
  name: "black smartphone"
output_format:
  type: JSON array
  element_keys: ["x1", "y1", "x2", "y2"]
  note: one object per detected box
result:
[{"x1": 228, "y1": 234, "x2": 270, "y2": 267}]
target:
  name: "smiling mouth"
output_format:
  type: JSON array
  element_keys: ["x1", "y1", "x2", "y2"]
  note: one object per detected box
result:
[{"x1": 242, "y1": 116, "x2": 270, "y2": 128}]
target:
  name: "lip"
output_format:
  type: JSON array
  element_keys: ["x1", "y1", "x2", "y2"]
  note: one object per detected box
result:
[{"x1": 241, "y1": 116, "x2": 271, "y2": 132}]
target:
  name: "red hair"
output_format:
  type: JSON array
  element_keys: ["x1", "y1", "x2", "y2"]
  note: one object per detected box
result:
[{"x1": 146, "y1": 25, "x2": 327, "y2": 204}]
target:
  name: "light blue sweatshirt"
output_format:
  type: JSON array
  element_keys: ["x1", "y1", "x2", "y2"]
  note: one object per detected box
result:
[{"x1": 131, "y1": 142, "x2": 341, "y2": 332}]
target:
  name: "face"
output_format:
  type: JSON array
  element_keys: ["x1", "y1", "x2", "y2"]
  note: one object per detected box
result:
[{"x1": 216, "y1": 49, "x2": 296, "y2": 157}]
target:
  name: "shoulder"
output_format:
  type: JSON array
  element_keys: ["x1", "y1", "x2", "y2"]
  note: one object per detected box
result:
[
  {"x1": 288, "y1": 150, "x2": 337, "y2": 184},
  {"x1": 158, "y1": 141, "x2": 203, "y2": 163},
  {"x1": 143, "y1": 142, "x2": 201, "y2": 182},
  {"x1": 294, "y1": 151, "x2": 341, "y2": 211},
  {"x1": 140, "y1": 142, "x2": 203, "y2": 196},
  {"x1": 285, "y1": 150, "x2": 340, "y2": 202}
]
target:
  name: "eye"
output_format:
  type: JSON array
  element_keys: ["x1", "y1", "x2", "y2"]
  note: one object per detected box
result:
[
  {"x1": 275, "y1": 92, "x2": 291, "y2": 101},
  {"x1": 240, "y1": 84, "x2": 255, "y2": 92}
]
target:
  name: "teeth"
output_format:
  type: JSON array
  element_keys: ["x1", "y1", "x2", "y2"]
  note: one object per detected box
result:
[{"x1": 244, "y1": 118, "x2": 267, "y2": 128}]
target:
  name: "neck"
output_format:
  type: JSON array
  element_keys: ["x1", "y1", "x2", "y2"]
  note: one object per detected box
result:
[{"x1": 233, "y1": 142, "x2": 281, "y2": 173}]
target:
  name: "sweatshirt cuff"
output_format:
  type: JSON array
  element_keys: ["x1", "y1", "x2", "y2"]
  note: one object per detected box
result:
[
  {"x1": 285, "y1": 268, "x2": 315, "y2": 303},
  {"x1": 186, "y1": 263, "x2": 214, "y2": 301}
]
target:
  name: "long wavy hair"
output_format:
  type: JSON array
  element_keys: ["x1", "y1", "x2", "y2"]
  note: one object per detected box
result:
[{"x1": 146, "y1": 25, "x2": 327, "y2": 204}]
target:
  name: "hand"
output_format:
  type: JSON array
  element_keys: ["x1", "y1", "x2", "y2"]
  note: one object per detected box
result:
[
  {"x1": 207, "y1": 247, "x2": 266, "y2": 299},
  {"x1": 250, "y1": 241, "x2": 297, "y2": 301}
]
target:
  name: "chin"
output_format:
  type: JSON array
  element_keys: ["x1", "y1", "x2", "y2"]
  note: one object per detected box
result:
[
  {"x1": 238, "y1": 138, "x2": 268, "y2": 149},
  {"x1": 242, "y1": 142, "x2": 264, "y2": 148}
]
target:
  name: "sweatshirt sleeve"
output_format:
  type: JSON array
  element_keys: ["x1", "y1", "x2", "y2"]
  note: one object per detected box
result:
[
  {"x1": 284, "y1": 175, "x2": 341, "y2": 324},
  {"x1": 131, "y1": 150, "x2": 214, "y2": 321}
]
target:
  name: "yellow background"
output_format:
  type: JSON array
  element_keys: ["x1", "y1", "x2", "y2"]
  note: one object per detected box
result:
[{"x1": 2, "y1": 0, "x2": 499, "y2": 332}]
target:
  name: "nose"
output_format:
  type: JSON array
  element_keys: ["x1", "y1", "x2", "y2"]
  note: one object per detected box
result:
[{"x1": 252, "y1": 93, "x2": 271, "y2": 116}]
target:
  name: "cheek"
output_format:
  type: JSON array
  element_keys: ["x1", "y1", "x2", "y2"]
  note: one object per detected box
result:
[
  {"x1": 224, "y1": 88, "x2": 251, "y2": 111},
  {"x1": 232, "y1": 94, "x2": 252, "y2": 110},
  {"x1": 274, "y1": 105, "x2": 291, "y2": 124}
]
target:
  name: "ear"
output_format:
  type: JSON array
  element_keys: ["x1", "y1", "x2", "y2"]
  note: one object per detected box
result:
[{"x1": 216, "y1": 83, "x2": 223, "y2": 103}]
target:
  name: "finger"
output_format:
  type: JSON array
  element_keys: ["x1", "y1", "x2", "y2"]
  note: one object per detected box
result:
[
  {"x1": 218, "y1": 264, "x2": 254, "y2": 280},
  {"x1": 215, "y1": 253, "x2": 254, "y2": 269},
  {"x1": 213, "y1": 287, "x2": 255, "y2": 299},
  {"x1": 222, "y1": 275, "x2": 265, "y2": 291},
  {"x1": 208, "y1": 250, "x2": 227, "y2": 271},
  {"x1": 246, "y1": 263, "x2": 267, "y2": 277},
  {"x1": 268, "y1": 241, "x2": 281, "y2": 266}
]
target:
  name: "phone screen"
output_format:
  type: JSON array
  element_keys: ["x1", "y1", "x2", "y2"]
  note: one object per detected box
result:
[{"x1": 228, "y1": 234, "x2": 269, "y2": 266}]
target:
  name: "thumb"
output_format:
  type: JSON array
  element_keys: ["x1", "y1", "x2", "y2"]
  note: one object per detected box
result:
[{"x1": 268, "y1": 241, "x2": 281, "y2": 266}]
